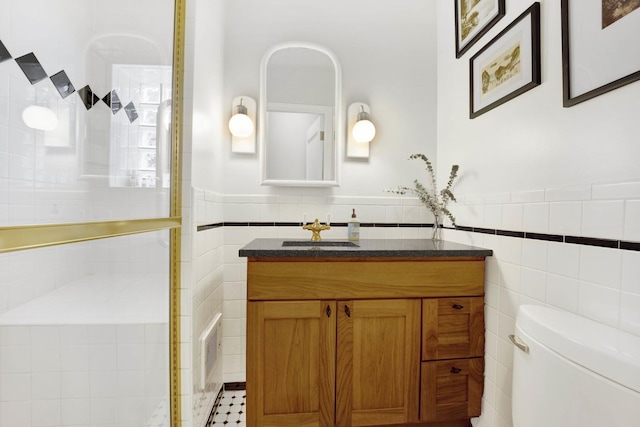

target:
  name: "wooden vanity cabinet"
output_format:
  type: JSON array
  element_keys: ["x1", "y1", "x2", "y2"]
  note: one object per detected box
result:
[
  {"x1": 420, "y1": 297, "x2": 484, "y2": 423},
  {"x1": 246, "y1": 257, "x2": 486, "y2": 427}
]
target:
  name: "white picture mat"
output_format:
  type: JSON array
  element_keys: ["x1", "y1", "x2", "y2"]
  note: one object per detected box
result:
[
  {"x1": 568, "y1": 0, "x2": 640, "y2": 97},
  {"x1": 472, "y1": 18, "x2": 534, "y2": 112},
  {"x1": 457, "y1": 0, "x2": 501, "y2": 49}
]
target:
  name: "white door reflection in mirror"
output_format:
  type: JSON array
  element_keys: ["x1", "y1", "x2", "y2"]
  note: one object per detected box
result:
[
  {"x1": 260, "y1": 42, "x2": 342, "y2": 187},
  {"x1": 305, "y1": 114, "x2": 325, "y2": 181},
  {"x1": 265, "y1": 103, "x2": 333, "y2": 181}
]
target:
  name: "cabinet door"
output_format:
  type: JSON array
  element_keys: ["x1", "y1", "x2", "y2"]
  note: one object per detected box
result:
[
  {"x1": 336, "y1": 299, "x2": 421, "y2": 426},
  {"x1": 420, "y1": 358, "x2": 483, "y2": 422},
  {"x1": 247, "y1": 301, "x2": 336, "y2": 427},
  {"x1": 422, "y1": 297, "x2": 484, "y2": 360}
]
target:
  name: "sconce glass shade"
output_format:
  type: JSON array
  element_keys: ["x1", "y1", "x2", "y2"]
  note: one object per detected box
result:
[
  {"x1": 22, "y1": 105, "x2": 58, "y2": 131},
  {"x1": 228, "y1": 101, "x2": 254, "y2": 137},
  {"x1": 352, "y1": 110, "x2": 376, "y2": 143}
]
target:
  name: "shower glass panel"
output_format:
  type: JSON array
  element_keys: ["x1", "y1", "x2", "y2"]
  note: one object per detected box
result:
[
  {"x1": 0, "y1": 0, "x2": 176, "y2": 226},
  {"x1": 0, "y1": 232, "x2": 170, "y2": 427},
  {"x1": 0, "y1": 0, "x2": 180, "y2": 426}
]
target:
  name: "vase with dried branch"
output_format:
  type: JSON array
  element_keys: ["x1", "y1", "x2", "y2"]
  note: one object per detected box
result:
[{"x1": 386, "y1": 154, "x2": 459, "y2": 240}]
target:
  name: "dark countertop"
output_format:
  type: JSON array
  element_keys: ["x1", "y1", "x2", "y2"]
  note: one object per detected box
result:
[{"x1": 239, "y1": 238, "x2": 493, "y2": 258}]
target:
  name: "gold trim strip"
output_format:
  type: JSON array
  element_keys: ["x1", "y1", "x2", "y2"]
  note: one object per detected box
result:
[
  {"x1": 170, "y1": 0, "x2": 186, "y2": 425},
  {"x1": 0, "y1": 217, "x2": 182, "y2": 254}
]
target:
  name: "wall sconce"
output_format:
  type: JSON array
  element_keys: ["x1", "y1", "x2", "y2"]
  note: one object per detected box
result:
[
  {"x1": 347, "y1": 102, "x2": 375, "y2": 158},
  {"x1": 229, "y1": 96, "x2": 256, "y2": 153}
]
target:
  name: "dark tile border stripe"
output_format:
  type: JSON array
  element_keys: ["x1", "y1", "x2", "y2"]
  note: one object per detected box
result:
[
  {"x1": 248, "y1": 222, "x2": 276, "y2": 227},
  {"x1": 224, "y1": 381, "x2": 246, "y2": 391},
  {"x1": 278, "y1": 222, "x2": 301, "y2": 227},
  {"x1": 195, "y1": 221, "x2": 640, "y2": 252},
  {"x1": 621, "y1": 241, "x2": 640, "y2": 251},
  {"x1": 474, "y1": 227, "x2": 496, "y2": 235},
  {"x1": 525, "y1": 232, "x2": 563, "y2": 242},
  {"x1": 196, "y1": 223, "x2": 223, "y2": 232},
  {"x1": 565, "y1": 236, "x2": 618, "y2": 248},
  {"x1": 497, "y1": 230, "x2": 525, "y2": 238}
]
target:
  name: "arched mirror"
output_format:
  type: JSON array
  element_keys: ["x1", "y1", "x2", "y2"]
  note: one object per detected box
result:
[{"x1": 260, "y1": 42, "x2": 342, "y2": 187}]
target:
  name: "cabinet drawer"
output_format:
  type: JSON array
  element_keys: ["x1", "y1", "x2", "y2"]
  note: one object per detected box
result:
[
  {"x1": 422, "y1": 297, "x2": 484, "y2": 360},
  {"x1": 420, "y1": 358, "x2": 483, "y2": 422}
]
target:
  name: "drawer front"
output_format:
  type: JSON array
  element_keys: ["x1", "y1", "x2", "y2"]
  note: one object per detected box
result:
[
  {"x1": 422, "y1": 297, "x2": 484, "y2": 360},
  {"x1": 420, "y1": 358, "x2": 483, "y2": 422}
]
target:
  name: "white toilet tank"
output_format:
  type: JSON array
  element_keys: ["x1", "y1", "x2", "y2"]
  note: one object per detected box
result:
[{"x1": 511, "y1": 305, "x2": 640, "y2": 427}]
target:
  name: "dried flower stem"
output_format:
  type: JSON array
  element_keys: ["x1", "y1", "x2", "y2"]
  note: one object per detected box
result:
[{"x1": 386, "y1": 154, "x2": 459, "y2": 226}]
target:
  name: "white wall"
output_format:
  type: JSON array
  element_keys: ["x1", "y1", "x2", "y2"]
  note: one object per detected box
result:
[
  {"x1": 222, "y1": 0, "x2": 437, "y2": 197},
  {"x1": 182, "y1": 0, "x2": 227, "y2": 426},
  {"x1": 189, "y1": 0, "x2": 226, "y2": 192},
  {"x1": 436, "y1": 2, "x2": 640, "y2": 427},
  {"x1": 437, "y1": 0, "x2": 640, "y2": 194}
]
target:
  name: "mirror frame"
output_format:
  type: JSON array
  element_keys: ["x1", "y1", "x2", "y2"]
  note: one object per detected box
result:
[{"x1": 259, "y1": 41, "x2": 343, "y2": 187}]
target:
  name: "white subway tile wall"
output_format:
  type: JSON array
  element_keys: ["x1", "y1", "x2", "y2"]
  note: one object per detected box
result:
[
  {"x1": 549, "y1": 201, "x2": 582, "y2": 236},
  {"x1": 582, "y1": 200, "x2": 625, "y2": 240},
  {"x1": 447, "y1": 183, "x2": 640, "y2": 427},
  {"x1": 625, "y1": 200, "x2": 640, "y2": 241},
  {"x1": 189, "y1": 188, "x2": 225, "y2": 427}
]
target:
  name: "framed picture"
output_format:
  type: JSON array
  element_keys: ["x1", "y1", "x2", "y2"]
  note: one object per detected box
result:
[
  {"x1": 469, "y1": 3, "x2": 541, "y2": 119},
  {"x1": 561, "y1": 0, "x2": 640, "y2": 107},
  {"x1": 455, "y1": 0, "x2": 505, "y2": 58}
]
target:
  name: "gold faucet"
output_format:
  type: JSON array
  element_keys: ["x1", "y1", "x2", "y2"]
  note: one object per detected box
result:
[{"x1": 303, "y1": 218, "x2": 331, "y2": 241}]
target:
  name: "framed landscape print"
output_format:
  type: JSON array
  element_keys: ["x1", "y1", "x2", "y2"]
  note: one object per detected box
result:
[
  {"x1": 455, "y1": 0, "x2": 505, "y2": 58},
  {"x1": 561, "y1": 0, "x2": 640, "y2": 107},
  {"x1": 469, "y1": 3, "x2": 541, "y2": 119}
]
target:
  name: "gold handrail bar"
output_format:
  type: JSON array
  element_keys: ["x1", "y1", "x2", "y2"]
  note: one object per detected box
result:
[{"x1": 0, "y1": 217, "x2": 181, "y2": 254}]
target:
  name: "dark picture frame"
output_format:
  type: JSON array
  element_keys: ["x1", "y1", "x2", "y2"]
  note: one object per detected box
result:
[
  {"x1": 561, "y1": 0, "x2": 640, "y2": 107},
  {"x1": 455, "y1": 0, "x2": 506, "y2": 58},
  {"x1": 469, "y1": 3, "x2": 541, "y2": 119}
]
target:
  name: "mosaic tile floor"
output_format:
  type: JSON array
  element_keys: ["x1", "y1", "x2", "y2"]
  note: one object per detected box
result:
[{"x1": 206, "y1": 389, "x2": 246, "y2": 426}]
